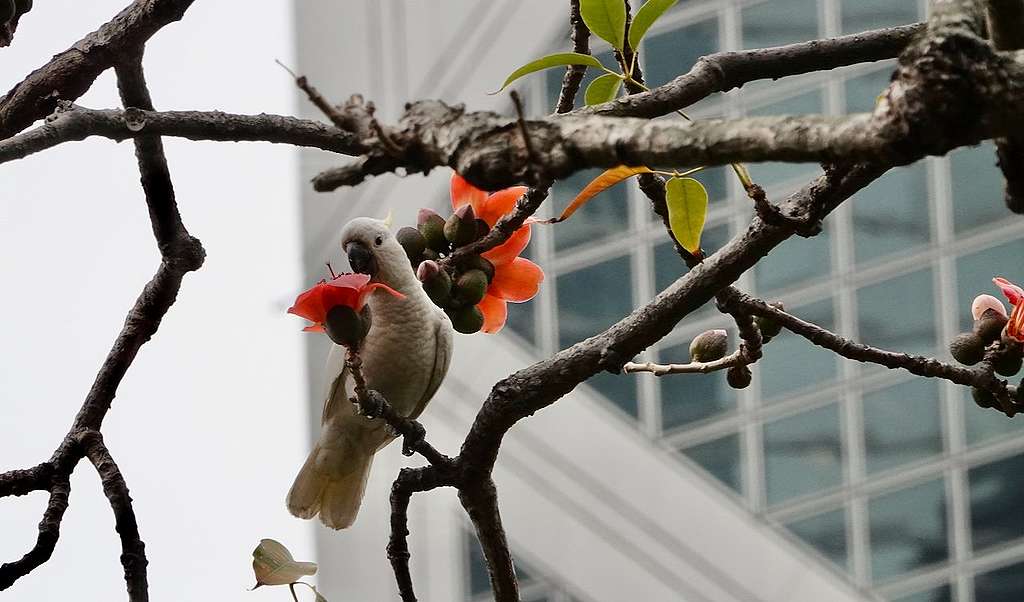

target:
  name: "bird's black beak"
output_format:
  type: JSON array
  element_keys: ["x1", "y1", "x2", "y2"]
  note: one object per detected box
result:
[{"x1": 345, "y1": 241, "x2": 378, "y2": 276}]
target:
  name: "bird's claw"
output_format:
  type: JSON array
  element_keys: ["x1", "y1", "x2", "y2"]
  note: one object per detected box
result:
[
  {"x1": 401, "y1": 421, "x2": 426, "y2": 456},
  {"x1": 358, "y1": 390, "x2": 386, "y2": 418}
]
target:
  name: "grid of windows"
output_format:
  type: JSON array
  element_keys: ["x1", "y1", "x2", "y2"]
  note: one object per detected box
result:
[{"x1": 487, "y1": 1, "x2": 1024, "y2": 600}]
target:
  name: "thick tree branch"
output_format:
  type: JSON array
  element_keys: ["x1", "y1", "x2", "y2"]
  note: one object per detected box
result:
[
  {"x1": 581, "y1": 23, "x2": 925, "y2": 118},
  {"x1": 0, "y1": 475, "x2": 70, "y2": 590},
  {"x1": 79, "y1": 431, "x2": 148, "y2": 602},
  {"x1": 731, "y1": 291, "x2": 1019, "y2": 414},
  {"x1": 459, "y1": 479, "x2": 517, "y2": 602},
  {"x1": 0, "y1": 45, "x2": 203, "y2": 595},
  {"x1": 0, "y1": 0, "x2": 196, "y2": 139},
  {"x1": 555, "y1": 0, "x2": 591, "y2": 114},
  {"x1": 0, "y1": 105, "x2": 363, "y2": 166},
  {"x1": 983, "y1": 0, "x2": 1024, "y2": 212}
]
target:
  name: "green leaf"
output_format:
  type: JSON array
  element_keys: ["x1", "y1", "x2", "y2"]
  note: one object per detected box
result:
[
  {"x1": 580, "y1": 0, "x2": 627, "y2": 51},
  {"x1": 666, "y1": 176, "x2": 708, "y2": 254},
  {"x1": 628, "y1": 0, "x2": 679, "y2": 50},
  {"x1": 252, "y1": 539, "x2": 317, "y2": 587},
  {"x1": 584, "y1": 73, "x2": 622, "y2": 105},
  {"x1": 493, "y1": 53, "x2": 605, "y2": 94}
]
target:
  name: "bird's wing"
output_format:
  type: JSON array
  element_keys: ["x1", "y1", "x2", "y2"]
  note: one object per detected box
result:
[
  {"x1": 409, "y1": 312, "x2": 453, "y2": 420},
  {"x1": 321, "y1": 343, "x2": 350, "y2": 425}
]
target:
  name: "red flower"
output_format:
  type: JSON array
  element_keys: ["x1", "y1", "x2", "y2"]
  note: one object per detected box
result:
[
  {"x1": 288, "y1": 273, "x2": 403, "y2": 333},
  {"x1": 451, "y1": 173, "x2": 544, "y2": 334},
  {"x1": 994, "y1": 277, "x2": 1024, "y2": 342}
]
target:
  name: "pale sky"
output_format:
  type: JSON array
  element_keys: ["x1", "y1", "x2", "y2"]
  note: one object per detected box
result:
[{"x1": 0, "y1": 1, "x2": 317, "y2": 600}]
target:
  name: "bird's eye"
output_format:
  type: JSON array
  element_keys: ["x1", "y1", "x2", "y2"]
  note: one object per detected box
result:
[{"x1": 374, "y1": 236, "x2": 383, "y2": 247}]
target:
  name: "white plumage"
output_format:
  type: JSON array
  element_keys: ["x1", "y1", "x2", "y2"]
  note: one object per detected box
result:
[{"x1": 287, "y1": 217, "x2": 453, "y2": 529}]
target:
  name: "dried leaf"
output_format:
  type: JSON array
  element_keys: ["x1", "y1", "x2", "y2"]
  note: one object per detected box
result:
[
  {"x1": 550, "y1": 166, "x2": 653, "y2": 223},
  {"x1": 666, "y1": 176, "x2": 708, "y2": 253},
  {"x1": 252, "y1": 539, "x2": 317, "y2": 587}
]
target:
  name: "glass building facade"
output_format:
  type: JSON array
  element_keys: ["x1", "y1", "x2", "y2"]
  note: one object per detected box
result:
[{"x1": 467, "y1": 1, "x2": 1024, "y2": 600}]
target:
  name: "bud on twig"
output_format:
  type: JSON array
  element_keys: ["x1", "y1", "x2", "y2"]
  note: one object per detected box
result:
[
  {"x1": 444, "y1": 205, "x2": 477, "y2": 247},
  {"x1": 452, "y1": 269, "x2": 489, "y2": 306},
  {"x1": 396, "y1": 226, "x2": 427, "y2": 265},
  {"x1": 448, "y1": 304, "x2": 484, "y2": 334},
  {"x1": 324, "y1": 305, "x2": 370, "y2": 348},
  {"x1": 974, "y1": 308, "x2": 1008, "y2": 344},
  {"x1": 949, "y1": 332, "x2": 986, "y2": 366},
  {"x1": 690, "y1": 329, "x2": 728, "y2": 362},
  {"x1": 727, "y1": 364, "x2": 752, "y2": 389},
  {"x1": 754, "y1": 302, "x2": 784, "y2": 342},
  {"x1": 417, "y1": 208, "x2": 448, "y2": 253},
  {"x1": 418, "y1": 260, "x2": 452, "y2": 307}
]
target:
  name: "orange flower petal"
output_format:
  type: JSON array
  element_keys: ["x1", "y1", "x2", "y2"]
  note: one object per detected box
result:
[
  {"x1": 477, "y1": 294, "x2": 508, "y2": 334},
  {"x1": 302, "y1": 324, "x2": 325, "y2": 333},
  {"x1": 451, "y1": 173, "x2": 487, "y2": 212},
  {"x1": 477, "y1": 186, "x2": 528, "y2": 226},
  {"x1": 489, "y1": 257, "x2": 544, "y2": 303},
  {"x1": 482, "y1": 225, "x2": 531, "y2": 266}
]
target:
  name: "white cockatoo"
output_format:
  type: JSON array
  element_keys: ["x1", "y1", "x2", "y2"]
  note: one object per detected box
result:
[{"x1": 287, "y1": 217, "x2": 453, "y2": 529}]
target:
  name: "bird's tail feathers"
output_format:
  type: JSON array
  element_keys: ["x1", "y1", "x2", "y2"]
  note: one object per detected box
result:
[{"x1": 286, "y1": 441, "x2": 374, "y2": 530}]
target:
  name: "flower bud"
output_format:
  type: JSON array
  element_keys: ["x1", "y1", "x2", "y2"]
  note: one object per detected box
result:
[
  {"x1": 995, "y1": 347, "x2": 1024, "y2": 377},
  {"x1": 0, "y1": 0, "x2": 15, "y2": 22},
  {"x1": 456, "y1": 254, "x2": 496, "y2": 283},
  {"x1": 396, "y1": 226, "x2": 427, "y2": 265},
  {"x1": 972, "y1": 386, "x2": 995, "y2": 409},
  {"x1": 452, "y1": 269, "x2": 489, "y2": 306},
  {"x1": 422, "y1": 248, "x2": 440, "y2": 262},
  {"x1": 444, "y1": 205, "x2": 477, "y2": 247},
  {"x1": 417, "y1": 208, "x2": 448, "y2": 253},
  {"x1": 974, "y1": 308, "x2": 1008, "y2": 344},
  {"x1": 417, "y1": 260, "x2": 452, "y2": 307},
  {"x1": 324, "y1": 305, "x2": 366, "y2": 348},
  {"x1": 755, "y1": 302, "x2": 784, "y2": 342},
  {"x1": 949, "y1": 332, "x2": 985, "y2": 366},
  {"x1": 689, "y1": 329, "x2": 728, "y2": 363},
  {"x1": 726, "y1": 364, "x2": 752, "y2": 389},
  {"x1": 448, "y1": 304, "x2": 484, "y2": 334}
]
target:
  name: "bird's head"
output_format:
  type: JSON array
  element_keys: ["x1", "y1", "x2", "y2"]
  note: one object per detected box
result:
[{"x1": 340, "y1": 216, "x2": 416, "y2": 293}]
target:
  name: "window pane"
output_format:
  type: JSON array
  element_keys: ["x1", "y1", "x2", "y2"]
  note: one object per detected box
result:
[
  {"x1": 504, "y1": 297, "x2": 535, "y2": 346},
  {"x1": 754, "y1": 224, "x2": 831, "y2": 292},
  {"x1": 969, "y1": 452, "x2": 1024, "y2": 551},
  {"x1": 841, "y1": 0, "x2": 919, "y2": 34},
  {"x1": 785, "y1": 507, "x2": 848, "y2": 569},
  {"x1": 550, "y1": 168, "x2": 630, "y2": 251},
  {"x1": 951, "y1": 142, "x2": 1006, "y2": 234},
  {"x1": 891, "y1": 585, "x2": 952, "y2": 602},
  {"x1": 747, "y1": 90, "x2": 824, "y2": 188},
  {"x1": 954, "y1": 238, "x2": 1024, "y2": 332},
  {"x1": 679, "y1": 433, "x2": 742, "y2": 494},
  {"x1": 975, "y1": 560, "x2": 1024, "y2": 601},
  {"x1": 845, "y1": 65, "x2": 895, "y2": 114},
  {"x1": 852, "y1": 164, "x2": 931, "y2": 265},
  {"x1": 585, "y1": 371, "x2": 639, "y2": 418},
  {"x1": 868, "y1": 479, "x2": 948, "y2": 582},
  {"x1": 858, "y1": 269, "x2": 936, "y2": 357},
  {"x1": 863, "y1": 379, "x2": 943, "y2": 474},
  {"x1": 659, "y1": 339, "x2": 737, "y2": 429},
  {"x1": 644, "y1": 19, "x2": 718, "y2": 88},
  {"x1": 757, "y1": 298, "x2": 837, "y2": 400},
  {"x1": 654, "y1": 223, "x2": 730, "y2": 322},
  {"x1": 743, "y1": 0, "x2": 819, "y2": 49},
  {"x1": 557, "y1": 255, "x2": 633, "y2": 349},
  {"x1": 764, "y1": 403, "x2": 843, "y2": 505}
]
